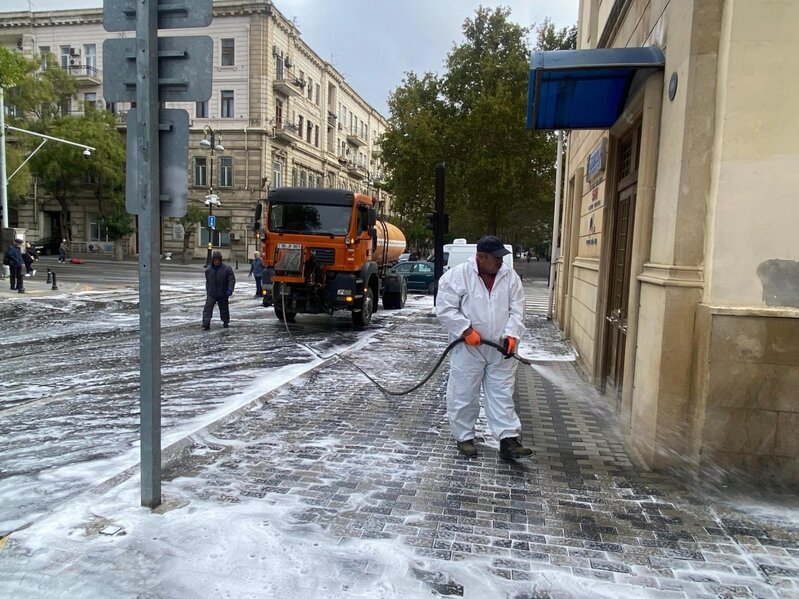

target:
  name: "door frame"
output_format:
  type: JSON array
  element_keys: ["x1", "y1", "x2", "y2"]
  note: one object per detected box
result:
[{"x1": 595, "y1": 122, "x2": 642, "y2": 397}]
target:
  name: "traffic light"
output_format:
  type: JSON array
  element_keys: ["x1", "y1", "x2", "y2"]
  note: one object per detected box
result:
[{"x1": 425, "y1": 212, "x2": 437, "y2": 232}]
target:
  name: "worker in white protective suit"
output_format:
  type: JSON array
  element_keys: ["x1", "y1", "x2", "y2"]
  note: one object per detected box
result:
[{"x1": 436, "y1": 235, "x2": 533, "y2": 460}]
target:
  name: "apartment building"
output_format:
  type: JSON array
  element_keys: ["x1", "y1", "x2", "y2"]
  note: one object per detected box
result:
[
  {"x1": 533, "y1": 1, "x2": 799, "y2": 485},
  {"x1": 0, "y1": 0, "x2": 389, "y2": 260}
]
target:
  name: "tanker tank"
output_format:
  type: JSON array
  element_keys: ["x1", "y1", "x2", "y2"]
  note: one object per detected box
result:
[{"x1": 372, "y1": 221, "x2": 406, "y2": 266}]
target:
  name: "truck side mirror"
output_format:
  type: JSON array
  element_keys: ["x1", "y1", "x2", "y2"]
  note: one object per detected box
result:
[
  {"x1": 368, "y1": 208, "x2": 377, "y2": 227},
  {"x1": 369, "y1": 227, "x2": 377, "y2": 251}
]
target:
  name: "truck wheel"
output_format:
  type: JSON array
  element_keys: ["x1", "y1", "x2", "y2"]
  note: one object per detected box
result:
[
  {"x1": 274, "y1": 307, "x2": 296, "y2": 323},
  {"x1": 353, "y1": 287, "x2": 374, "y2": 326}
]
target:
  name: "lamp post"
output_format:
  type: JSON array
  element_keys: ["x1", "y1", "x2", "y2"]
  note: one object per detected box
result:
[{"x1": 199, "y1": 126, "x2": 223, "y2": 267}]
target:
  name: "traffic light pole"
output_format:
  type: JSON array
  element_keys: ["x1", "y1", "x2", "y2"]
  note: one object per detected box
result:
[
  {"x1": 136, "y1": 1, "x2": 162, "y2": 508},
  {"x1": 433, "y1": 164, "x2": 445, "y2": 299}
]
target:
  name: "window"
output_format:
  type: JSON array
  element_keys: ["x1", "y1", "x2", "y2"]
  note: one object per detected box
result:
[
  {"x1": 89, "y1": 213, "x2": 109, "y2": 241},
  {"x1": 39, "y1": 46, "x2": 50, "y2": 70},
  {"x1": 84, "y1": 92, "x2": 97, "y2": 108},
  {"x1": 60, "y1": 97, "x2": 72, "y2": 116},
  {"x1": 218, "y1": 156, "x2": 233, "y2": 187},
  {"x1": 306, "y1": 121, "x2": 313, "y2": 143},
  {"x1": 200, "y1": 227, "x2": 230, "y2": 248},
  {"x1": 221, "y1": 38, "x2": 234, "y2": 66},
  {"x1": 300, "y1": 171, "x2": 307, "y2": 187},
  {"x1": 314, "y1": 125, "x2": 319, "y2": 148},
  {"x1": 84, "y1": 44, "x2": 96, "y2": 71},
  {"x1": 298, "y1": 114, "x2": 304, "y2": 133},
  {"x1": 194, "y1": 157, "x2": 207, "y2": 186},
  {"x1": 272, "y1": 160, "x2": 283, "y2": 188},
  {"x1": 315, "y1": 83, "x2": 320, "y2": 106},
  {"x1": 275, "y1": 98, "x2": 283, "y2": 126},
  {"x1": 275, "y1": 52, "x2": 284, "y2": 79},
  {"x1": 106, "y1": 101, "x2": 117, "y2": 114},
  {"x1": 196, "y1": 101, "x2": 208, "y2": 118},
  {"x1": 307, "y1": 76, "x2": 313, "y2": 101},
  {"x1": 60, "y1": 46, "x2": 70, "y2": 68},
  {"x1": 221, "y1": 90, "x2": 234, "y2": 118}
]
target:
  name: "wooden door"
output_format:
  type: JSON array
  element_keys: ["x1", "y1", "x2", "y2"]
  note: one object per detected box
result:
[{"x1": 604, "y1": 127, "x2": 640, "y2": 396}]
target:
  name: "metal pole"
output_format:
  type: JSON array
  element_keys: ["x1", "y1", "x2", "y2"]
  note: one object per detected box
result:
[
  {"x1": 137, "y1": 0, "x2": 162, "y2": 508},
  {"x1": 1, "y1": 88, "x2": 10, "y2": 279},
  {"x1": 433, "y1": 164, "x2": 445, "y2": 301},
  {"x1": 547, "y1": 131, "x2": 564, "y2": 321}
]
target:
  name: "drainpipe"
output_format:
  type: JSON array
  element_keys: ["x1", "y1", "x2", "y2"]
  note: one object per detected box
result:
[{"x1": 547, "y1": 130, "x2": 564, "y2": 320}]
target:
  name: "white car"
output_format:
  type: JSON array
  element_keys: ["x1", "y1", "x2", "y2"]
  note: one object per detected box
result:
[{"x1": 397, "y1": 253, "x2": 412, "y2": 263}]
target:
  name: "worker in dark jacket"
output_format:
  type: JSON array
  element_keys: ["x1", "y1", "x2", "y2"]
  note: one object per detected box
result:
[
  {"x1": 6, "y1": 237, "x2": 25, "y2": 293},
  {"x1": 203, "y1": 250, "x2": 236, "y2": 329}
]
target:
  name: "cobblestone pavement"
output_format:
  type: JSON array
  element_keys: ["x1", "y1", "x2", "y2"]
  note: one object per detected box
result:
[
  {"x1": 156, "y1": 302, "x2": 798, "y2": 598},
  {"x1": 1, "y1": 280, "x2": 797, "y2": 597}
]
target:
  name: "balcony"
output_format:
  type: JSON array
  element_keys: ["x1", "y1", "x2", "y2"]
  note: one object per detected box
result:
[
  {"x1": 63, "y1": 64, "x2": 101, "y2": 87},
  {"x1": 337, "y1": 154, "x2": 349, "y2": 165},
  {"x1": 347, "y1": 162, "x2": 367, "y2": 179},
  {"x1": 327, "y1": 111, "x2": 337, "y2": 127},
  {"x1": 273, "y1": 77, "x2": 304, "y2": 98},
  {"x1": 273, "y1": 121, "x2": 300, "y2": 143},
  {"x1": 347, "y1": 130, "x2": 366, "y2": 147},
  {"x1": 371, "y1": 146, "x2": 382, "y2": 158}
]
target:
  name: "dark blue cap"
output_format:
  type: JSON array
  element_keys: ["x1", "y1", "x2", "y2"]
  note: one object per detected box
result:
[{"x1": 476, "y1": 236, "x2": 510, "y2": 257}]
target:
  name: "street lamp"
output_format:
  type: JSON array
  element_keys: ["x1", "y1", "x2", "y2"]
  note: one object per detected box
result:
[
  {"x1": 199, "y1": 126, "x2": 224, "y2": 267},
  {"x1": 0, "y1": 110, "x2": 96, "y2": 277}
]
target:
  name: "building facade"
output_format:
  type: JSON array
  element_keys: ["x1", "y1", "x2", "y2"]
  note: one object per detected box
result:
[
  {"x1": 0, "y1": 0, "x2": 389, "y2": 260},
  {"x1": 542, "y1": 0, "x2": 798, "y2": 485}
]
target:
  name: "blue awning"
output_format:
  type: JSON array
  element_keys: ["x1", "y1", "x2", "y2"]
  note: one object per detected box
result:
[{"x1": 527, "y1": 47, "x2": 665, "y2": 131}]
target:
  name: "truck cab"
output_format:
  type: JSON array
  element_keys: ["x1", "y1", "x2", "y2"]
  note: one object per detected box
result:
[{"x1": 258, "y1": 188, "x2": 407, "y2": 326}]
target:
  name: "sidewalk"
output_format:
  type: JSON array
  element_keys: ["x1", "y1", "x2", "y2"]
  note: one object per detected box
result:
[{"x1": 0, "y1": 281, "x2": 796, "y2": 598}]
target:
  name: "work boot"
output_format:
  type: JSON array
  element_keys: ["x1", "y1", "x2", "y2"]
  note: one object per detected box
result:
[
  {"x1": 17, "y1": 289, "x2": 26, "y2": 294},
  {"x1": 223, "y1": 322, "x2": 229, "y2": 328},
  {"x1": 499, "y1": 437, "x2": 532, "y2": 460},
  {"x1": 456, "y1": 439, "x2": 477, "y2": 458},
  {"x1": 202, "y1": 323, "x2": 210, "y2": 330}
]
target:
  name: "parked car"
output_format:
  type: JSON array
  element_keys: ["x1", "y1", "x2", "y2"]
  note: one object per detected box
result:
[
  {"x1": 32, "y1": 237, "x2": 62, "y2": 256},
  {"x1": 390, "y1": 260, "x2": 436, "y2": 293},
  {"x1": 397, "y1": 252, "x2": 412, "y2": 263}
]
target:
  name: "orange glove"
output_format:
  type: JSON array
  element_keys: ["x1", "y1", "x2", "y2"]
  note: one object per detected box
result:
[
  {"x1": 502, "y1": 336, "x2": 517, "y2": 358},
  {"x1": 463, "y1": 327, "x2": 481, "y2": 346}
]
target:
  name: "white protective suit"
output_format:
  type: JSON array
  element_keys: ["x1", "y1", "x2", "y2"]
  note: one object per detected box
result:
[{"x1": 436, "y1": 256, "x2": 526, "y2": 442}]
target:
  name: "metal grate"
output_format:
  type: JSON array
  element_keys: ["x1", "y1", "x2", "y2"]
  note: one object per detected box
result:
[
  {"x1": 310, "y1": 247, "x2": 335, "y2": 265},
  {"x1": 619, "y1": 137, "x2": 633, "y2": 179}
]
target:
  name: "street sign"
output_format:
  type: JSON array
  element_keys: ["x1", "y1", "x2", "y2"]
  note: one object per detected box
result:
[
  {"x1": 103, "y1": 0, "x2": 212, "y2": 32},
  {"x1": 103, "y1": 36, "x2": 213, "y2": 103},
  {"x1": 208, "y1": 215, "x2": 216, "y2": 229},
  {"x1": 125, "y1": 108, "x2": 189, "y2": 217}
]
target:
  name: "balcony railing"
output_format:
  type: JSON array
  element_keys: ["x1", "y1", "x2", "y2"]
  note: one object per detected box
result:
[
  {"x1": 273, "y1": 121, "x2": 300, "y2": 143},
  {"x1": 62, "y1": 64, "x2": 102, "y2": 85},
  {"x1": 347, "y1": 130, "x2": 366, "y2": 147},
  {"x1": 273, "y1": 76, "x2": 304, "y2": 98}
]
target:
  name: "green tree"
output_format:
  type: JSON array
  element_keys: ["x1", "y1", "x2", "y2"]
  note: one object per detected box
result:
[
  {"x1": 0, "y1": 48, "x2": 37, "y2": 213},
  {"x1": 382, "y1": 9, "x2": 576, "y2": 250},
  {"x1": 29, "y1": 108, "x2": 126, "y2": 244},
  {"x1": 7, "y1": 52, "x2": 77, "y2": 121},
  {"x1": 178, "y1": 203, "x2": 207, "y2": 264}
]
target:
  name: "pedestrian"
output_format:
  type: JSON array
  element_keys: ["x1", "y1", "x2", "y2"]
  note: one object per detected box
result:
[
  {"x1": 5, "y1": 236, "x2": 26, "y2": 293},
  {"x1": 248, "y1": 251, "x2": 264, "y2": 299},
  {"x1": 58, "y1": 238, "x2": 69, "y2": 263},
  {"x1": 22, "y1": 242, "x2": 37, "y2": 277},
  {"x1": 203, "y1": 250, "x2": 236, "y2": 330},
  {"x1": 435, "y1": 235, "x2": 532, "y2": 460}
]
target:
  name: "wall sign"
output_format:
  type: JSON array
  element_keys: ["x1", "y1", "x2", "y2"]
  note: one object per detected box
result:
[{"x1": 587, "y1": 139, "x2": 607, "y2": 181}]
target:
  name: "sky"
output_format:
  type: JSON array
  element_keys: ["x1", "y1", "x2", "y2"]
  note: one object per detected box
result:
[{"x1": 4, "y1": 0, "x2": 579, "y2": 116}]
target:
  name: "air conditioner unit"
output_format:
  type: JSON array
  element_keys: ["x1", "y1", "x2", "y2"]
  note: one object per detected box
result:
[
  {"x1": 229, "y1": 231, "x2": 238, "y2": 241},
  {"x1": 69, "y1": 58, "x2": 78, "y2": 66},
  {"x1": 70, "y1": 47, "x2": 81, "y2": 56},
  {"x1": 284, "y1": 56, "x2": 293, "y2": 68}
]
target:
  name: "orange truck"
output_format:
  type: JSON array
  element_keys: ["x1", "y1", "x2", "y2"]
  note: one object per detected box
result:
[{"x1": 254, "y1": 188, "x2": 408, "y2": 325}]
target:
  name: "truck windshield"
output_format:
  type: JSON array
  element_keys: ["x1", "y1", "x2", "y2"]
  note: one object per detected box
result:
[{"x1": 269, "y1": 203, "x2": 352, "y2": 235}]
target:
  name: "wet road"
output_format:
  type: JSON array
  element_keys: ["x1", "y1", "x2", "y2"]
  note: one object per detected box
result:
[{"x1": 0, "y1": 260, "x2": 432, "y2": 534}]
